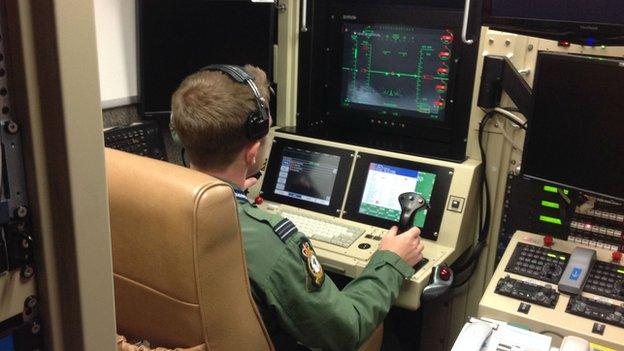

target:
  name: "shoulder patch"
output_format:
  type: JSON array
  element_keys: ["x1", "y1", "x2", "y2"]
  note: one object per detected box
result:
[
  {"x1": 242, "y1": 206, "x2": 298, "y2": 243},
  {"x1": 299, "y1": 239, "x2": 325, "y2": 290}
]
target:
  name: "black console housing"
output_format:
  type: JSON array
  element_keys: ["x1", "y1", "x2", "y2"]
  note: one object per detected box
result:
[{"x1": 296, "y1": 0, "x2": 481, "y2": 161}]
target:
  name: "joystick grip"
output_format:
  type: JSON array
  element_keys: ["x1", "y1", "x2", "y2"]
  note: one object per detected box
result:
[{"x1": 398, "y1": 192, "x2": 428, "y2": 233}]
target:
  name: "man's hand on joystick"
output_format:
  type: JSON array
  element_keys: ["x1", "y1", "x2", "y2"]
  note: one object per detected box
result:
[{"x1": 379, "y1": 226, "x2": 424, "y2": 267}]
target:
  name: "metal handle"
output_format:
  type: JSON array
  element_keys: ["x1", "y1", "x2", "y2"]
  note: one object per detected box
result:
[
  {"x1": 300, "y1": 0, "x2": 308, "y2": 32},
  {"x1": 461, "y1": 0, "x2": 474, "y2": 45}
]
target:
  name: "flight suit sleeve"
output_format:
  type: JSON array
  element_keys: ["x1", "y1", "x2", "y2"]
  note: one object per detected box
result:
[{"x1": 261, "y1": 235, "x2": 415, "y2": 351}]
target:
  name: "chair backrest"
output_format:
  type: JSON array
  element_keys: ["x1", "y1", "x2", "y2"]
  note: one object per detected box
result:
[{"x1": 106, "y1": 149, "x2": 274, "y2": 350}]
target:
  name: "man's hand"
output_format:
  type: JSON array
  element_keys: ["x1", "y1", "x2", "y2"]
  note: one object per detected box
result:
[{"x1": 379, "y1": 226, "x2": 424, "y2": 267}]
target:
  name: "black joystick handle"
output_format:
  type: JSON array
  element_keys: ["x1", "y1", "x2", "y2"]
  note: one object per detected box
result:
[{"x1": 398, "y1": 192, "x2": 429, "y2": 233}]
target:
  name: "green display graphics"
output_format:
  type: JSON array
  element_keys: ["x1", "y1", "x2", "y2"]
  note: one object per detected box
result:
[
  {"x1": 340, "y1": 23, "x2": 454, "y2": 121},
  {"x1": 358, "y1": 163, "x2": 436, "y2": 227}
]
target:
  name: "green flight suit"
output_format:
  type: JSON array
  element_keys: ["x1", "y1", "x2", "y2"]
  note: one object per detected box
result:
[{"x1": 233, "y1": 188, "x2": 415, "y2": 351}]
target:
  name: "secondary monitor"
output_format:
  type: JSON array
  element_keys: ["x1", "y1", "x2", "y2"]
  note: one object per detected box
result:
[
  {"x1": 260, "y1": 138, "x2": 353, "y2": 216},
  {"x1": 484, "y1": 0, "x2": 624, "y2": 45},
  {"x1": 344, "y1": 153, "x2": 453, "y2": 241},
  {"x1": 522, "y1": 52, "x2": 624, "y2": 200},
  {"x1": 340, "y1": 23, "x2": 454, "y2": 121}
]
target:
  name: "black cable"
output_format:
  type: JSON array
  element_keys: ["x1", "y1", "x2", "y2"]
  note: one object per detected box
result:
[
  {"x1": 452, "y1": 108, "x2": 528, "y2": 285},
  {"x1": 181, "y1": 147, "x2": 188, "y2": 167},
  {"x1": 451, "y1": 255, "x2": 481, "y2": 289},
  {"x1": 451, "y1": 111, "x2": 497, "y2": 284},
  {"x1": 477, "y1": 111, "x2": 494, "y2": 245}
]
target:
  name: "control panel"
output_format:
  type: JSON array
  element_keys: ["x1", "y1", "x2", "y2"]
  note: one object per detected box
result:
[
  {"x1": 505, "y1": 242, "x2": 569, "y2": 284},
  {"x1": 252, "y1": 131, "x2": 481, "y2": 310},
  {"x1": 104, "y1": 121, "x2": 167, "y2": 161},
  {"x1": 498, "y1": 175, "x2": 624, "y2": 264},
  {"x1": 495, "y1": 275, "x2": 559, "y2": 308},
  {"x1": 584, "y1": 261, "x2": 624, "y2": 301},
  {"x1": 566, "y1": 295, "x2": 624, "y2": 329},
  {"x1": 479, "y1": 231, "x2": 624, "y2": 350}
]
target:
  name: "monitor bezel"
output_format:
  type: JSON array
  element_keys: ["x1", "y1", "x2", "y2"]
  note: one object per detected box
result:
[
  {"x1": 521, "y1": 52, "x2": 624, "y2": 201},
  {"x1": 483, "y1": 0, "x2": 624, "y2": 45},
  {"x1": 343, "y1": 153, "x2": 453, "y2": 241},
  {"x1": 260, "y1": 137, "x2": 354, "y2": 216},
  {"x1": 325, "y1": 8, "x2": 464, "y2": 131}
]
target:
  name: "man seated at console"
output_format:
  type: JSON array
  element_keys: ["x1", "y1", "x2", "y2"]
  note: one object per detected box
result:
[{"x1": 169, "y1": 64, "x2": 424, "y2": 351}]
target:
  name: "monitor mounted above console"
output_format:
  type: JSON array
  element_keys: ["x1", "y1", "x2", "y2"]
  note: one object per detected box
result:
[
  {"x1": 297, "y1": 1, "x2": 481, "y2": 161},
  {"x1": 337, "y1": 23, "x2": 456, "y2": 123},
  {"x1": 483, "y1": 0, "x2": 624, "y2": 46}
]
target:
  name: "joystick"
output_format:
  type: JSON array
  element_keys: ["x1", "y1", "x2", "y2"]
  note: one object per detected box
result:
[
  {"x1": 398, "y1": 192, "x2": 429, "y2": 233},
  {"x1": 422, "y1": 264, "x2": 454, "y2": 301}
]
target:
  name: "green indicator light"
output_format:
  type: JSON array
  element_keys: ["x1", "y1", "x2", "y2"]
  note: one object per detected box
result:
[
  {"x1": 539, "y1": 215, "x2": 562, "y2": 225},
  {"x1": 541, "y1": 200, "x2": 560, "y2": 209},
  {"x1": 543, "y1": 185, "x2": 569, "y2": 195},
  {"x1": 544, "y1": 185, "x2": 557, "y2": 193},
  {"x1": 547, "y1": 253, "x2": 557, "y2": 258},
  {"x1": 618, "y1": 269, "x2": 624, "y2": 274},
  {"x1": 559, "y1": 256, "x2": 566, "y2": 260}
]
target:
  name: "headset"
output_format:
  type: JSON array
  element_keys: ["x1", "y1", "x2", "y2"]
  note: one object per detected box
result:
[{"x1": 170, "y1": 64, "x2": 271, "y2": 145}]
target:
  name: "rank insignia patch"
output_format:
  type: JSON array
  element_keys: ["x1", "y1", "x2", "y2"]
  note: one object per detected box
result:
[{"x1": 300, "y1": 240, "x2": 324, "y2": 289}]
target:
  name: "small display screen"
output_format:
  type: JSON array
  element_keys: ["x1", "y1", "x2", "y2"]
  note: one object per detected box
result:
[
  {"x1": 274, "y1": 147, "x2": 341, "y2": 206},
  {"x1": 340, "y1": 23, "x2": 454, "y2": 121},
  {"x1": 358, "y1": 163, "x2": 437, "y2": 227}
]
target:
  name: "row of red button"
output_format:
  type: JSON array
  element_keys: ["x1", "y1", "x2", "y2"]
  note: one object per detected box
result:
[{"x1": 542, "y1": 235, "x2": 622, "y2": 262}]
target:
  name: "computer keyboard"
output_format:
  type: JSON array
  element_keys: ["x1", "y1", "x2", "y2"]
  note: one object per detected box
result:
[
  {"x1": 104, "y1": 121, "x2": 167, "y2": 161},
  {"x1": 281, "y1": 212, "x2": 365, "y2": 248}
]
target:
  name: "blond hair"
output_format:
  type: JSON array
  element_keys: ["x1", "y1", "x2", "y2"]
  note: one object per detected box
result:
[{"x1": 171, "y1": 65, "x2": 270, "y2": 170}]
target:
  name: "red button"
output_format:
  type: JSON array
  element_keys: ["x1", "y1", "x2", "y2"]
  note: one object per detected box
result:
[
  {"x1": 612, "y1": 251, "x2": 622, "y2": 262},
  {"x1": 254, "y1": 196, "x2": 264, "y2": 205},
  {"x1": 439, "y1": 267, "x2": 452, "y2": 281},
  {"x1": 543, "y1": 235, "x2": 554, "y2": 247}
]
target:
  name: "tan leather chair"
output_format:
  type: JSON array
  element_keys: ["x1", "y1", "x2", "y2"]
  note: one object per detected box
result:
[{"x1": 106, "y1": 149, "x2": 383, "y2": 351}]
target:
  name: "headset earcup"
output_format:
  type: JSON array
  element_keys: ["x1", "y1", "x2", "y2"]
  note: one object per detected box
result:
[{"x1": 246, "y1": 112, "x2": 270, "y2": 140}]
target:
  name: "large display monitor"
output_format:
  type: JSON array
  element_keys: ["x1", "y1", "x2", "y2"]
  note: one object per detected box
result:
[
  {"x1": 344, "y1": 153, "x2": 453, "y2": 241},
  {"x1": 260, "y1": 138, "x2": 354, "y2": 216},
  {"x1": 340, "y1": 23, "x2": 454, "y2": 121},
  {"x1": 522, "y1": 52, "x2": 624, "y2": 200},
  {"x1": 484, "y1": 0, "x2": 624, "y2": 45},
  {"x1": 296, "y1": 2, "x2": 480, "y2": 161}
]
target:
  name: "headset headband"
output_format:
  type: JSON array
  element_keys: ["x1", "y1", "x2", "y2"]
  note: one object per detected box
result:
[{"x1": 201, "y1": 64, "x2": 270, "y2": 140}]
